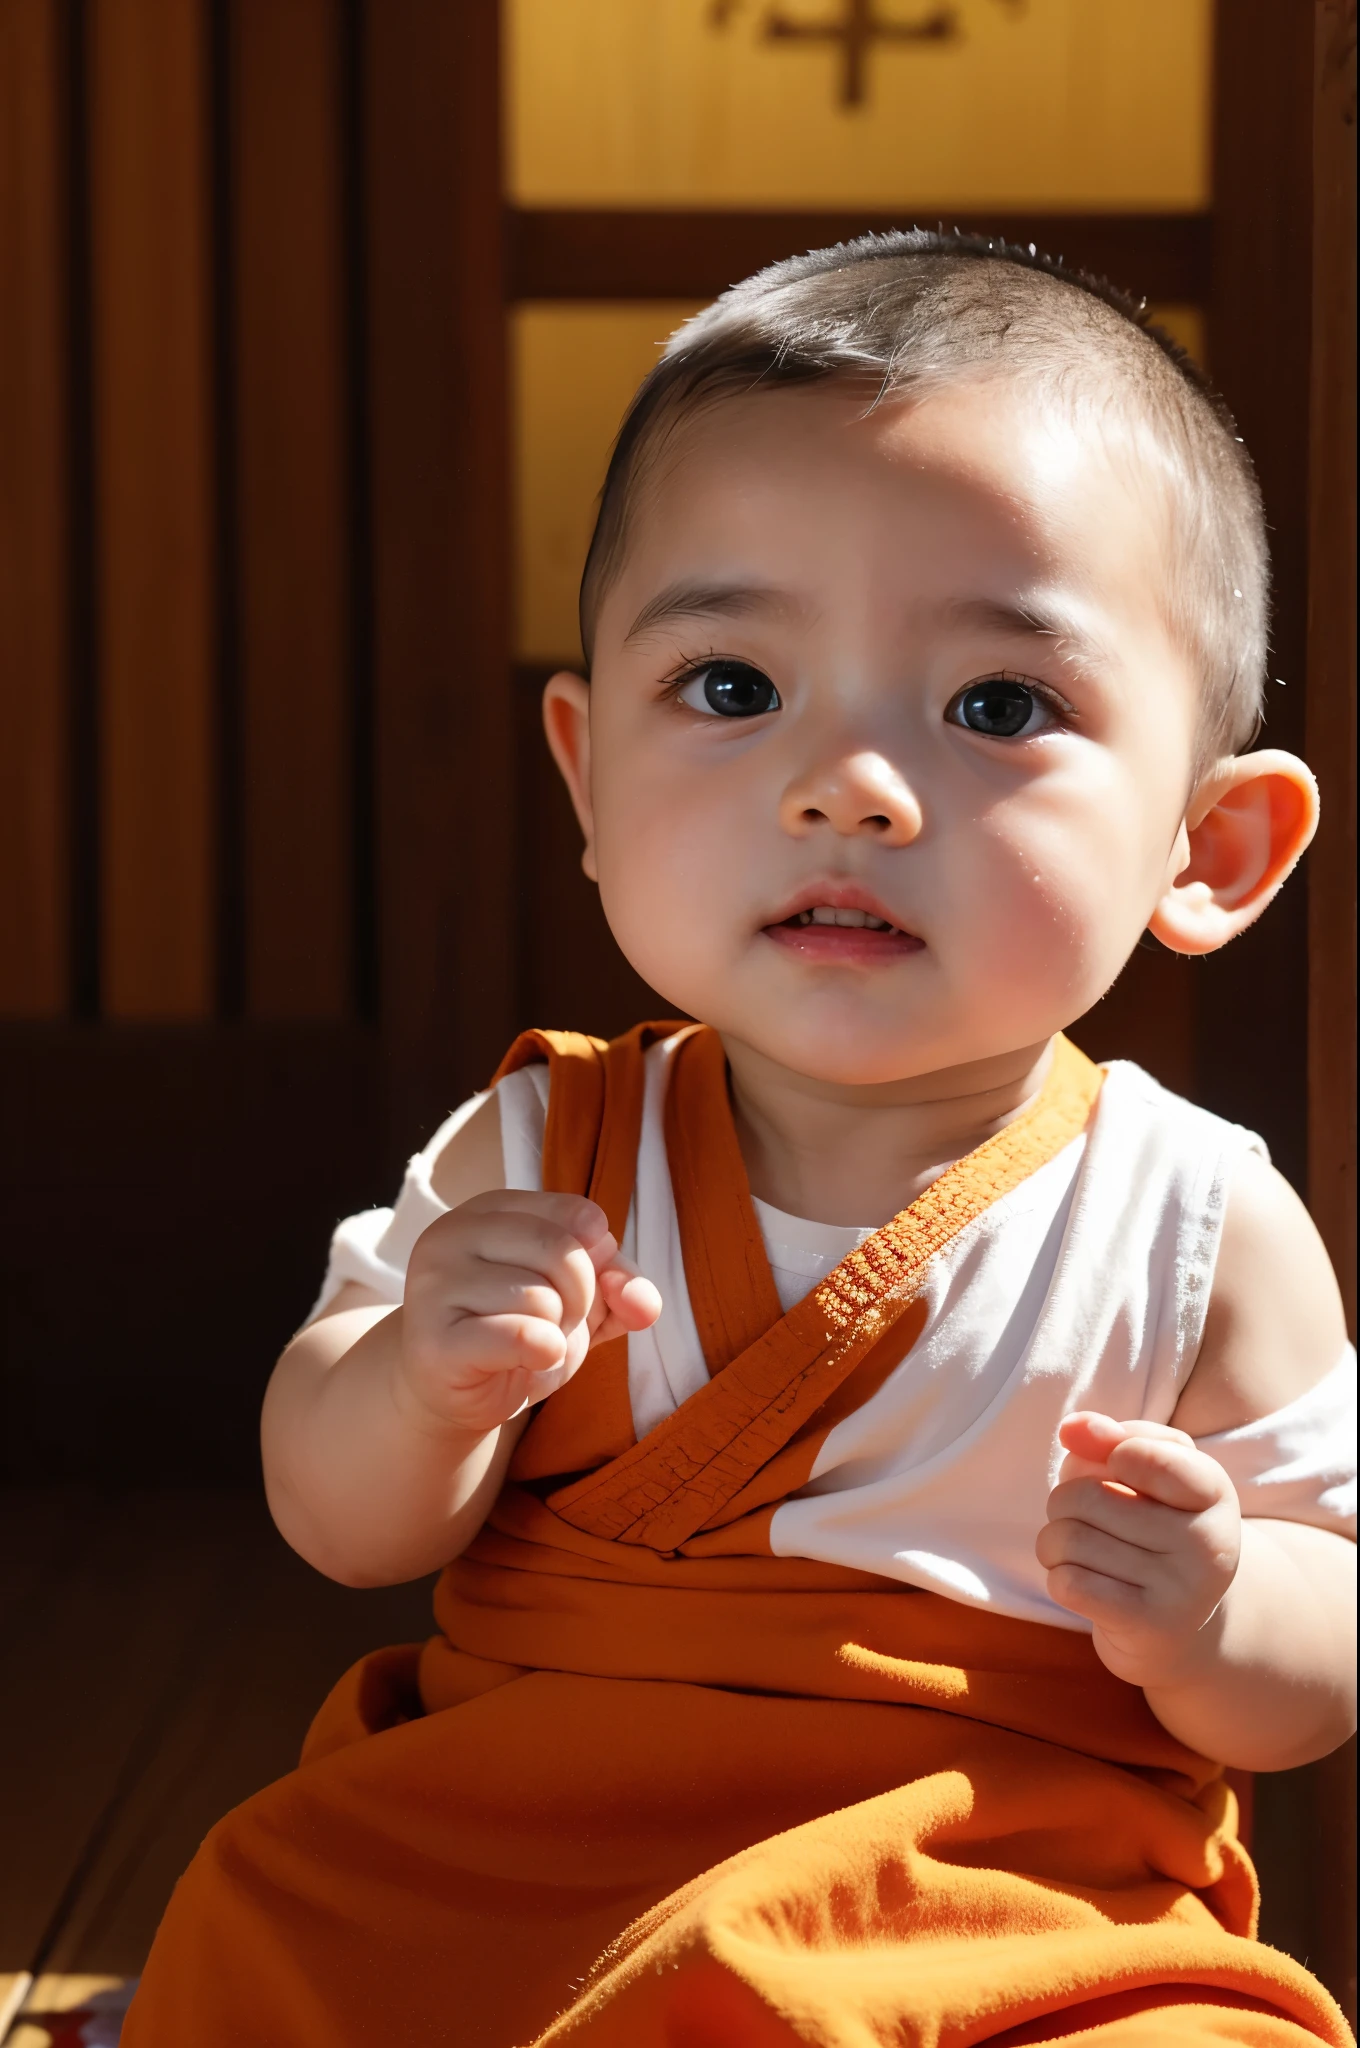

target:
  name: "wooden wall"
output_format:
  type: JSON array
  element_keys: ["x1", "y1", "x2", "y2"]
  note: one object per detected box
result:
[
  {"x1": 0, "y1": 0, "x2": 514, "y2": 1483},
  {"x1": 1274, "y1": 0, "x2": 1357, "y2": 2018}
]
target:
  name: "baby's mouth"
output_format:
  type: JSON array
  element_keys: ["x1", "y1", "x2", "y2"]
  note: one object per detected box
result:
[
  {"x1": 784, "y1": 905, "x2": 899, "y2": 932},
  {"x1": 762, "y1": 904, "x2": 924, "y2": 959}
]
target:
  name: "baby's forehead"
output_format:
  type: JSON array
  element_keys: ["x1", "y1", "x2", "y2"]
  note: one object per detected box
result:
[
  {"x1": 648, "y1": 372, "x2": 1166, "y2": 507},
  {"x1": 623, "y1": 377, "x2": 1176, "y2": 594}
]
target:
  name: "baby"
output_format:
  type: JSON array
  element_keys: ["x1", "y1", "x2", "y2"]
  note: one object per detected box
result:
[{"x1": 126, "y1": 234, "x2": 1356, "y2": 2048}]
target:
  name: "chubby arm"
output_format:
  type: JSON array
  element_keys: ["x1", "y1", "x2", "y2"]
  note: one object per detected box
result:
[
  {"x1": 1037, "y1": 1151, "x2": 1355, "y2": 1771},
  {"x1": 262, "y1": 1094, "x2": 660, "y2": 1587}
]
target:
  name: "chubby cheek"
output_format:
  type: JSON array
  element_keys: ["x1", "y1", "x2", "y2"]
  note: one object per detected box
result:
[
  {"x1": 591, "y1": 758, "x2": 755, "y2": 1008},
  {"x1": 957, "y1": 787, "x2": 1163, "y2": 1023}
]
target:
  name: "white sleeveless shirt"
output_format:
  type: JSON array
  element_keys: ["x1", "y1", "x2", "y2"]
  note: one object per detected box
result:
[{"x1": 315, "y1": 1037, "x2": 1356, "y2": 1632}]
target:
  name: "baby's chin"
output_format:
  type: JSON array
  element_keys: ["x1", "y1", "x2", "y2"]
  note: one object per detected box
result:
[
  {"x1": 733, "y1": 1022, "x2": 984, "y2": 1090},
  {"x1": 607, "y1": 928, "x2": 1071, "y2": 1086},
  {"x1": 677, "y1": 986, "x2": 1007, "y2": 1090}
]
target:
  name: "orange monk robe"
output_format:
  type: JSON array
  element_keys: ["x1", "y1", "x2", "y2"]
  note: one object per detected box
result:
[{"x1": 124, "y1": 1026, "x2": 1354, "y2": 2048}]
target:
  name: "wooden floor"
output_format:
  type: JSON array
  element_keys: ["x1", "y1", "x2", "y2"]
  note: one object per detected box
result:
[{"x1": 0, "y1": 1487, "x2": 434, "y2": 2040}]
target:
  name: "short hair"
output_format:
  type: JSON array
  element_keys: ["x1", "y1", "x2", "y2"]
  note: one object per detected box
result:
[{"x1": 579, "y1": 229, "x2": 1267, "y2": 769}]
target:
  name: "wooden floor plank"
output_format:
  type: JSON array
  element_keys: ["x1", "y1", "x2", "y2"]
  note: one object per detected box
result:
[
  {"x1": 0, "y1": 1491, "x2": 241, "y2": 1966},
  {"x1": 0, "y1": 1489, "x2": 433, "y2": 1980},
  {"x1": 44, "y1": 1507, "x2": 434, "y2": 1973}
]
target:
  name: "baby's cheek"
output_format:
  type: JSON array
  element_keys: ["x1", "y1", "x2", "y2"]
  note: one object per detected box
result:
[
  {"x1": 961, "y1": 806, "x2": 1148, "y2": 1016},
  {"x1": 592, "y1": 785, "x2": 738, "y2": 1001},
  {"x1": 960, "y1": 837, "x2": 1098, "y2": 1004}
]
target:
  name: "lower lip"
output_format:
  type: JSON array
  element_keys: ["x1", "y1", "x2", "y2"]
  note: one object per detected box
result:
[{"x1": 762, "y1": 922, "x2": 925, "y2": 966}]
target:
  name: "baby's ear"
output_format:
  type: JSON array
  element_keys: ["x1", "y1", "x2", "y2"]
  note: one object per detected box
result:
[
  {"x1": 1148, "y1": 749, "x2": 1319, "y2": 955},
  {"x1": 542, "y1": 673, "x2": 598, "y2": 881}
]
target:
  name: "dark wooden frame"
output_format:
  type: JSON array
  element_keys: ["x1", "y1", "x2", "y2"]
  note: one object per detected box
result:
[
  {"x1": 365, "y1": 0, "x2": 514, "y2": 1156},
  {"x1": 506, "y1": 207, "x2": 1211, "y2": 305},
  {"x1": 1206, "y1": 2, "x2": 1355, "y2": 2018}
]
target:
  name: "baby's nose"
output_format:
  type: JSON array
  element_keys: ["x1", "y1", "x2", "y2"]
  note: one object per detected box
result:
[{"x1": 778, "y1": 751, "x2": 922, "y2": 846}]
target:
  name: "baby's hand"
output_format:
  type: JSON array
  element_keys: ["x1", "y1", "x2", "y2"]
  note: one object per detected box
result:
[
  {"x1": 396, "y1": 1192, "x2": 661, "y2": 1437},
  {"x1": 1036, "y1": 1413, "x2": 1242, "y2": 1689}
]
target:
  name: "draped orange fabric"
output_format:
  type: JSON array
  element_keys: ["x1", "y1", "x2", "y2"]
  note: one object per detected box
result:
[{"x1": 124, "y1": 1025, "x2": 1353, "y2": 2048}]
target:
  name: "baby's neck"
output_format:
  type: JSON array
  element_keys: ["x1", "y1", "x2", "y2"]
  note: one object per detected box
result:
[{"x1": 722, "y1": 1035, "x2": 1057, "y2": 1228}]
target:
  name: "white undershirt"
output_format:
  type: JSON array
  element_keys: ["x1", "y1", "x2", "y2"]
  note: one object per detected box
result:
[{"x1": 752, "y1": 1198, "x2": 875, "y2": 1312}]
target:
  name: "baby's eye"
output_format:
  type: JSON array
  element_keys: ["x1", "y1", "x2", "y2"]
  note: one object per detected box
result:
[
  {"x1": 946, "y1": 676, "x2": 1055, "y2": 739},
  {"x1": 676, "y1": 659, "x2": 781, "y2": 718}
]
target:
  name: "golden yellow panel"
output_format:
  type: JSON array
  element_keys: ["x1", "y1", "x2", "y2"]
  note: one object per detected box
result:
[
  {"x1": 507, "y1": 0, "x2": 1210, "y2": 211},
  {"x1": 513, "y1": 302, "x2": 705, "y2": 663},
  {"x1": 1147, "y1": 303, "x2": 1206, "y2": 368}
]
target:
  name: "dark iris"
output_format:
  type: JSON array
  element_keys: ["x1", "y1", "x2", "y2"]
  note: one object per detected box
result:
[
  {"x1": 954, "y1": 679, "x2": 1037, "y2": 737},
  {"x1": 700, "y1": 660, "x2": 780, "y2": 718}
]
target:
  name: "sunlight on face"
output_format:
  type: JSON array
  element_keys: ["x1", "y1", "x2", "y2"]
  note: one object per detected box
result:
[{"x1": 584, "y1": 379, "x2": 1200, "y2": 1085}]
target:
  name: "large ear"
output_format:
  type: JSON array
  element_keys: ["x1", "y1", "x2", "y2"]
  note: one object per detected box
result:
[
  {"x1": 541, "y1": 672, "x2": 598, "y2": 881},
  {"x1": 1148, "y1": 749, "x2": 1319, "y2": 955}
]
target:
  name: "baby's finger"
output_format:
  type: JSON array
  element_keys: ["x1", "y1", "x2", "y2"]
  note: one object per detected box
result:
[
  {"x1": 439, "y1": 1310, "x2": 568, "y2": 1379},
  {"x1": 1037, "y1": 1515, "x2": 1153, "y2": 1589},
  {"x1": 596, "y1": 1265, "x2": 663, "y2": 1332},
  {"x1": 1060, "y1": 1413, "x2": 1194, "y2": 1448},
  {"x1": 458, "y1": 1189, "x2": 612, "y2": 1251},
  {"x1": 1042, "y1": 1559, "x2": 1147, "y2": 1626},
  {"x1": 585, "y1": 1231, "x2": 621, "y2": 1275},
  {"x1": 441, "y1": 1210, "x2": 600, "y2": 1328},
  {"x1": 400, "y1": 1316, "x2": 571, "y2": 1434},
  {"x1": 1045, "y1": 1475, "x2": 1201, "y2": 1553},
  {"x1": 1056, "y1": 1413, "x2": 1201, "y2": 1486},
  {"x1": 1057, "y1": 1412, "x2": 1127, "y2": 1468},
  {"x1": 1105, "y1": 1434, "x2": 1230, "y2": 1512},
  {"x1": 430, "y1": 1261, "x2": 576, "y2": 1329}
]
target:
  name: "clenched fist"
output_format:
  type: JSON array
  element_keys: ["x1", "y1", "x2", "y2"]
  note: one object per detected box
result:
[
  {"x1": 397, "y1": 1192, "x2": 662, "y2": 1437},
  {"x1": 1037, "y1": 1412, "x2": 1242, "y2": 1689}
]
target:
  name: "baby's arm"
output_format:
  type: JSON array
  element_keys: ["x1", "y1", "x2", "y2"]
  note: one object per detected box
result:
[
  {"x1": 262, "y1": 1094, "x2": 660, "y2": 1586},
  {"x1": 1037, "y1": 1151, "x2": 1355, "y2": 1771}
]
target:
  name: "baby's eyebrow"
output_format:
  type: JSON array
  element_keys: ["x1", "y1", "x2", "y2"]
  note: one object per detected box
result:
[
  {"x1": 941, "y1": 595, "x2": 1112, "y2": 674},
  {"x1": 624, "y1": 579, "x2": 805, "y2": 644}
]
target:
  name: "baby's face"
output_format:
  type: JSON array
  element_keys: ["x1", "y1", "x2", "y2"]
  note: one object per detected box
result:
[{"x1": 581, "y1": 378, "x2": 1200, "y2": 1085}]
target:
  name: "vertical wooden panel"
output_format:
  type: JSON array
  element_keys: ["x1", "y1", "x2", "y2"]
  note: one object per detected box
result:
[
  {"x1": 90, "y1": 0, "x2": 215, "y2": 1016},
  {"x1": 233, "y1": 0, "x2": 350, "y2": 1018},
  {"x1": 0, "y1": 0, "x2": 68, "y2": 1014},
  {"x1": 1307, "y1": 0, "x2": 1356, "y2": 1331},
  {"x1": 512, "y1": 665, "x2": 668, "y2": 1039},
  {"x1": 1304, "y1": 5, "x2": 1357, "y2": 2024},
  {"x1": 1208, "y1": 0, "x2": 1313, "y2": 768},
  {"x1": 1199, "y1": 0, "x2": 1314, "y2": 1186},
  {"x1": 1208, "y1": 10, "x2": 1352, "y2": 2014},
  {"x1": 366, "y1": 0, "x2": 514, "y2": 1151}
]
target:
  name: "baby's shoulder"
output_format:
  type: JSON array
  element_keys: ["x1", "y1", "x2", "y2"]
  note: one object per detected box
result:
[
  {"x1": 427, "y1": 1091, "x2": 504, "y2": 1209},
  {"x1": 1179, "y1": 1146, "x2": 1349, "y2": 1434},
  {"x1": 1094, "y1": 1057, "x2": 1256, "y2": 1154},
  {"x1": 1081, "y1": 1060, "x2": 1275, "y2": 1236}
]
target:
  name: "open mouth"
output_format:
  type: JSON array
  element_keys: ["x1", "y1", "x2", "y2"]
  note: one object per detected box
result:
[
  {"x1": 762, "y1": 903, "x2": 924, "y2": 960},
  {"x1": 784, "y1": 906, "x2": 899, "y2": 932}
]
